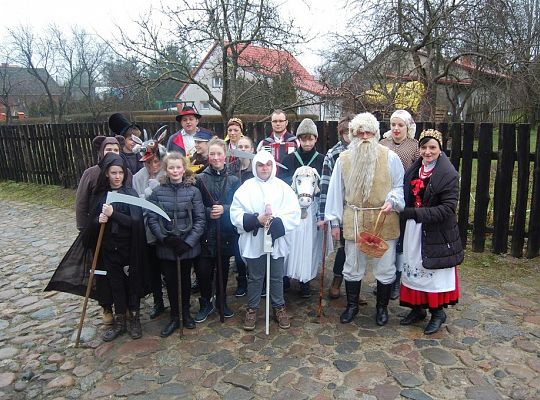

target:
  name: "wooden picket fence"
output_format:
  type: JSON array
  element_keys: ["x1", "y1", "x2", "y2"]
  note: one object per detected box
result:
[{"x1": 0, "y1": 121, "x2": 539, "y2": 259}]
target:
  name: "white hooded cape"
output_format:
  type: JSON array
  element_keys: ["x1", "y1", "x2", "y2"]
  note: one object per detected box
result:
[{"x1": 230, "y1": 151, "x2": 301, "y2": 259}]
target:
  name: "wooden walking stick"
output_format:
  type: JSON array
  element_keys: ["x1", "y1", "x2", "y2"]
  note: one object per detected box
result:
[
  {"x1": 75, "y1": 223, "x2": 106, "y2": 348},
  {"x1": 215, "y1": 217, "x2": 225, "y2": 323},
  {"x1": 317, "y1": 222, "x2": 328, "y2": 318},
  {"x1": 176, "y1": 255, "x2": 184, "y2": 337}
]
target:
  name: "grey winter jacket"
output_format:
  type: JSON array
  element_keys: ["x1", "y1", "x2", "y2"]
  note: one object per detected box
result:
[{"x1": 147, "y1": 177, "x2": 206, "y2": 261}]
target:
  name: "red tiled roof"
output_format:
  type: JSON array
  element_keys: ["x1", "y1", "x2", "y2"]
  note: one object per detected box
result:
[{"x1": 175, "y1": 42, "x2": 331, "y2": 99}]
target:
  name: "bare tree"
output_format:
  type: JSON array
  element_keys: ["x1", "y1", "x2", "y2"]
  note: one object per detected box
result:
[
  {"x1": 323, "y1": 0, "x2": 503, "y2": 121},
  {"x1": 7, "y1": 25, "x2": 63, "y2": 122},
  {"x1": 113, "y1": 0, "x2": 307, "y2": 122}
]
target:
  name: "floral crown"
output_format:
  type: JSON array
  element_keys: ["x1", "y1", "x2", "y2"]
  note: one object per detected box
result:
[
  {"x1": 418, "y1": 129, "x2": 443, "y2": 145},
  {"x1": 227, "y1": 117, "x2": 243, "y2": 130}
]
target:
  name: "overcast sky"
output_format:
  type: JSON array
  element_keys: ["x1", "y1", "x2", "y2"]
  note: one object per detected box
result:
[{"x1": 0, "y1": 0, "x2": 349, "y2": 73}]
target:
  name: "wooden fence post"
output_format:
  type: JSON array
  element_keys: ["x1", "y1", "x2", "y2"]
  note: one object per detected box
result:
[
  {"x1": 511, "y1": 124, "x2": 531, "y2": 257},
  {"x1": 458, "y1": 123, "x2": 474, "y2": 248},
  {"x1": 526, "y1": 125, "x2": 540, "y2": 258},
  {"x1": 492, "y1": 123, "x2": 515, "y2": 254},
  {"x1": 472, "y1": 123, "x2": 493, "y2": 252}
]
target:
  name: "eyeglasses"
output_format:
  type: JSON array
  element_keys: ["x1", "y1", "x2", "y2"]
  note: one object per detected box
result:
[{"x1": 271, "y1": 119, "x2": 287, "y2": 123}]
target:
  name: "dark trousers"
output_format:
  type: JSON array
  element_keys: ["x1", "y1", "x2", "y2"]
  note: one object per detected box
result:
[
  {"x1": 106, "y1": 265, "x2": 129, "y2": 315},
  {"x1": 234, "y1": 242, "x2": 247, "y2": 287},
  {"x1": 161, "y1": 259, "x2": 193, "y2": 319},
  {"x1": 148, "y1": 245, "x2": 163, "y2": 303},
  {"x1": 102, "y1": 239, "x2": 131, "y2": 314},
  {"x1": 198, "y1": 254, "x2": 231, "y2": 304},
  {"x1": 333, "y1": 229, "x2": 346, "y2": 276}
]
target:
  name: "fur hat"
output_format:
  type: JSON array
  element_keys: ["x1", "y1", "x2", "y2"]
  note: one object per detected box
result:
[
  {"x1": 348, "y1": 112, "x2": 379, "y2": 141},
  {"x1": 418, "y1": 129, "x2": 443, "y2": 148},
  {"x1": 296, "y1": 118, "x2": 318, "y2": 138}
]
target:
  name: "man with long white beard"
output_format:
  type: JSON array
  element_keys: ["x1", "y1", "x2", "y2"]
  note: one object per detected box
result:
[{"x1": 325, "y1": 112, "x2": 405, "y2": 326}]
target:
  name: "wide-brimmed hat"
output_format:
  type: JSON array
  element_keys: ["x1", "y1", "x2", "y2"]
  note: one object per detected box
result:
[{"x1": 175, "y1": 106, "x2": 202, "y2": 122}]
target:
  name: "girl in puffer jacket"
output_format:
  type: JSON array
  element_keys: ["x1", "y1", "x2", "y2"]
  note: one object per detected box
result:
[
  {"x1": 194, "y1": 138, "x2": 241, "y2": 323},
  {"x1": 147, "y1": 152, "x2": 206, "y2": 337}
]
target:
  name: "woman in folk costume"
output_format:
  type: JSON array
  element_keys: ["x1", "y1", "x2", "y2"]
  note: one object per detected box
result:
[
  {"x1": 379, "y1": 110, "x2": 420, "y2": 299},
  {"x1": 280, "y1": 118, "x2": 331, "y2": 298},
  {"x1": 224, "y1": 117, "x2": 244, "y2": 167},
  {"x1": 399, "y1": 129, "x2": 463, "y2": 335},
  {"x1": 230, "y1": 150, "x2": 301, "y2": 331},
  {"x1": 194, "y1": 138, "x2": 241, "y2": 323},
  {"x1": 147, "y1": 152, "x2": 206, "y2": 337}
]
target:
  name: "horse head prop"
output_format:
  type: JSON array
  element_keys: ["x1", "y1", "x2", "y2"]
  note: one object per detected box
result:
[
  {"x1": 291, "y1": 166, "x2": 320, "y2": 219},
  {"x1": 132, "y1": 125, "x2": 168, "y2": 161}
]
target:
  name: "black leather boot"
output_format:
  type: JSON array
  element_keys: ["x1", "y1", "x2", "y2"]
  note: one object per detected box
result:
[
  {"x1": 390, "y1": 271, "x2": 401, "y2": 300},
  {"x1": 400, "y1": 307, "x2": 427, "y2": 325},
  {"x1": 130, "y1": 309, "x2": 142, "y2": 339},
  {"x1": 149, "y1": 300, "x2": 165, "y2": 320},
  {"x1": 375, "y1": 280, "x2": 392, "y2": 326},
  {"x1": 182, "y1": 307, "x2": 196, "y2": 329},
  {"x1": 340, "y1": 280, "x2": 360, "y2": 323},
  {"x1": 102, "y1": 314, "x2": 127, "y2": 342},
  {"x1": 160, "y1": 318, "x2": 180, "y2": 338},
  {"x1": 424, "y1": 307, "x2": 447, "y2": 335}
]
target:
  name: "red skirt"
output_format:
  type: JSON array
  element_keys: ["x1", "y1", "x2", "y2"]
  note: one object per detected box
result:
[{"x1": 400, "y1": 268, "x2": 460, "y2": 309}]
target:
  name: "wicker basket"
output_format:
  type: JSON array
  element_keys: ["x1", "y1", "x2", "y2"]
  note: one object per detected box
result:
[{"x1": 356, "y1": 211, "x2": 389, "y2": 258}]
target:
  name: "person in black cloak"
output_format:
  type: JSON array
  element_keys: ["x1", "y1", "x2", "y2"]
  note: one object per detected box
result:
[{"x1": 45, "y1": 153, "x2": 150, "y2": 341}]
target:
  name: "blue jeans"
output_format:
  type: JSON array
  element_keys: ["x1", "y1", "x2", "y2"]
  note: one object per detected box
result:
[{"x1": 246, "y1": 255, "x2": 285, "y2": 309}]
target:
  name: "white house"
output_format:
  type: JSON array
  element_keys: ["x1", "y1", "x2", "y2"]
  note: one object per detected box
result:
[{"x1": 175, "y1": 42, "x2": 341, "y2": 120}]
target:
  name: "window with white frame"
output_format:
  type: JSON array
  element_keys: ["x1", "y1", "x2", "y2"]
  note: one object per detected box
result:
[
  {"x1": 201, "y1": 101, "x2": 211, "y2": 110},
  {"x1": 212, "y1": 76, "x2": 223, "y2": 88}
]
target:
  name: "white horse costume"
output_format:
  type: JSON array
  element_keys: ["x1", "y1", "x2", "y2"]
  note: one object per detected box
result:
[{"x1": 285, "y1": 166, "x2": 333, "y2": 283}]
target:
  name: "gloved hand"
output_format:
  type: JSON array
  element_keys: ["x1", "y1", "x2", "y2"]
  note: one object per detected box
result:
[
  {"x1": 243, "y1": 213, "x2": 262, "y2": 233},
  {"x1": 163, "y1": 236, "x2": 191, "y2": 256},
  {"x1": 401, "y1": 207, "x2": 417, "y2": 221},
  {"x1": 267, "y1": 217, "x2": 285, "y2": 245}
]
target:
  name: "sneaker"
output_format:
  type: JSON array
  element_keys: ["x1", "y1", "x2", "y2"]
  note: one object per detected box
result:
[
  {"x1": 243, "y1": 308, "x2": 257, "y2": 331},
  {"x1": 194, "y1": 298, "x2": 216, "y2": 323},
  {"x1": 223, "y1": 303, "x2": 234, "y2": 318},
  {"x1": 235, "y1": 286, "x2": 247, "y2": 297},
  {"x1": 273, "y1": 306, "x2": 291, "y2": 329}
]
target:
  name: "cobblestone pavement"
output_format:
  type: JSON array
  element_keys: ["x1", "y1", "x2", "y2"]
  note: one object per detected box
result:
[{"x1": 0, "y1": 199, "x2": 539, "y2": 400}]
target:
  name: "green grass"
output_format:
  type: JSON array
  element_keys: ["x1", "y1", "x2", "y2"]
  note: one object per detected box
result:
[{"x1": 0, "y1": 180, "x2": 76, "y2": 210}]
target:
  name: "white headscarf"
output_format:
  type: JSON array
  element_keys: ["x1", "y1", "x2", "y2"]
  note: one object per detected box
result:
[{"x1": 383, "y1": 110, "x2": 416, "y2": 139}]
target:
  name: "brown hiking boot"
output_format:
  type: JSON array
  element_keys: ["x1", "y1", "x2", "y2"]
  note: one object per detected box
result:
[
  {"x1": 102, "y1": 306, "x2": 113, "y2": 326},
  {"x1": 243, "y1": 308, "x2": 257, "y2": 331},
  {"x1": 329, "y1": 275, "x2": 343, "y2": 299},
  {"x1": 273, "y1": 306, "x2": 291, "y2": 329}
]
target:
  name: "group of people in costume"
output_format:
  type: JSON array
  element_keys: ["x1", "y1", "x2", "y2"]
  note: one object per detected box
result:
[{"x1": 46, "y1": 106, "x2": 463, "y2": 342}]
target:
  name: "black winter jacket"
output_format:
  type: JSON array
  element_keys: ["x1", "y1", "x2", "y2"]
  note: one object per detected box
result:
[
  {"x1": 279, "y1": 146, "x2": 324, "y2": 185},
  {"x1": 196, "y1": 166, "x2": 241, "y2": 257},
  {"x1": 402, "y1": 152, "x2": 464, "y2": 269},
  {"x1": 147, "y1": 177, "x2": 206, "y2": 261}
]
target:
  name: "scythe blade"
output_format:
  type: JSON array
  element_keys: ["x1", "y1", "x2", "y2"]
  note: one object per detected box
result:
[{"x1": 106, "y1": 191, "x2": 171, "y2": 221}]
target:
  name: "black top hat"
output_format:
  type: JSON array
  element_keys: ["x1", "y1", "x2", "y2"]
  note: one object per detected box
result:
[
  {"x1": 175, "y1": 106, "x2": 202, "y2": 122},
  {"x1": 108, "y1": 113, "x2": 141, "y2": 137}
]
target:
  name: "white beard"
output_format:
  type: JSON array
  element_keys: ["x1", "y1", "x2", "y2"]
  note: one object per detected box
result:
[{"x1": 345, "y1": 137, "x2": 379, "y2": 203}]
